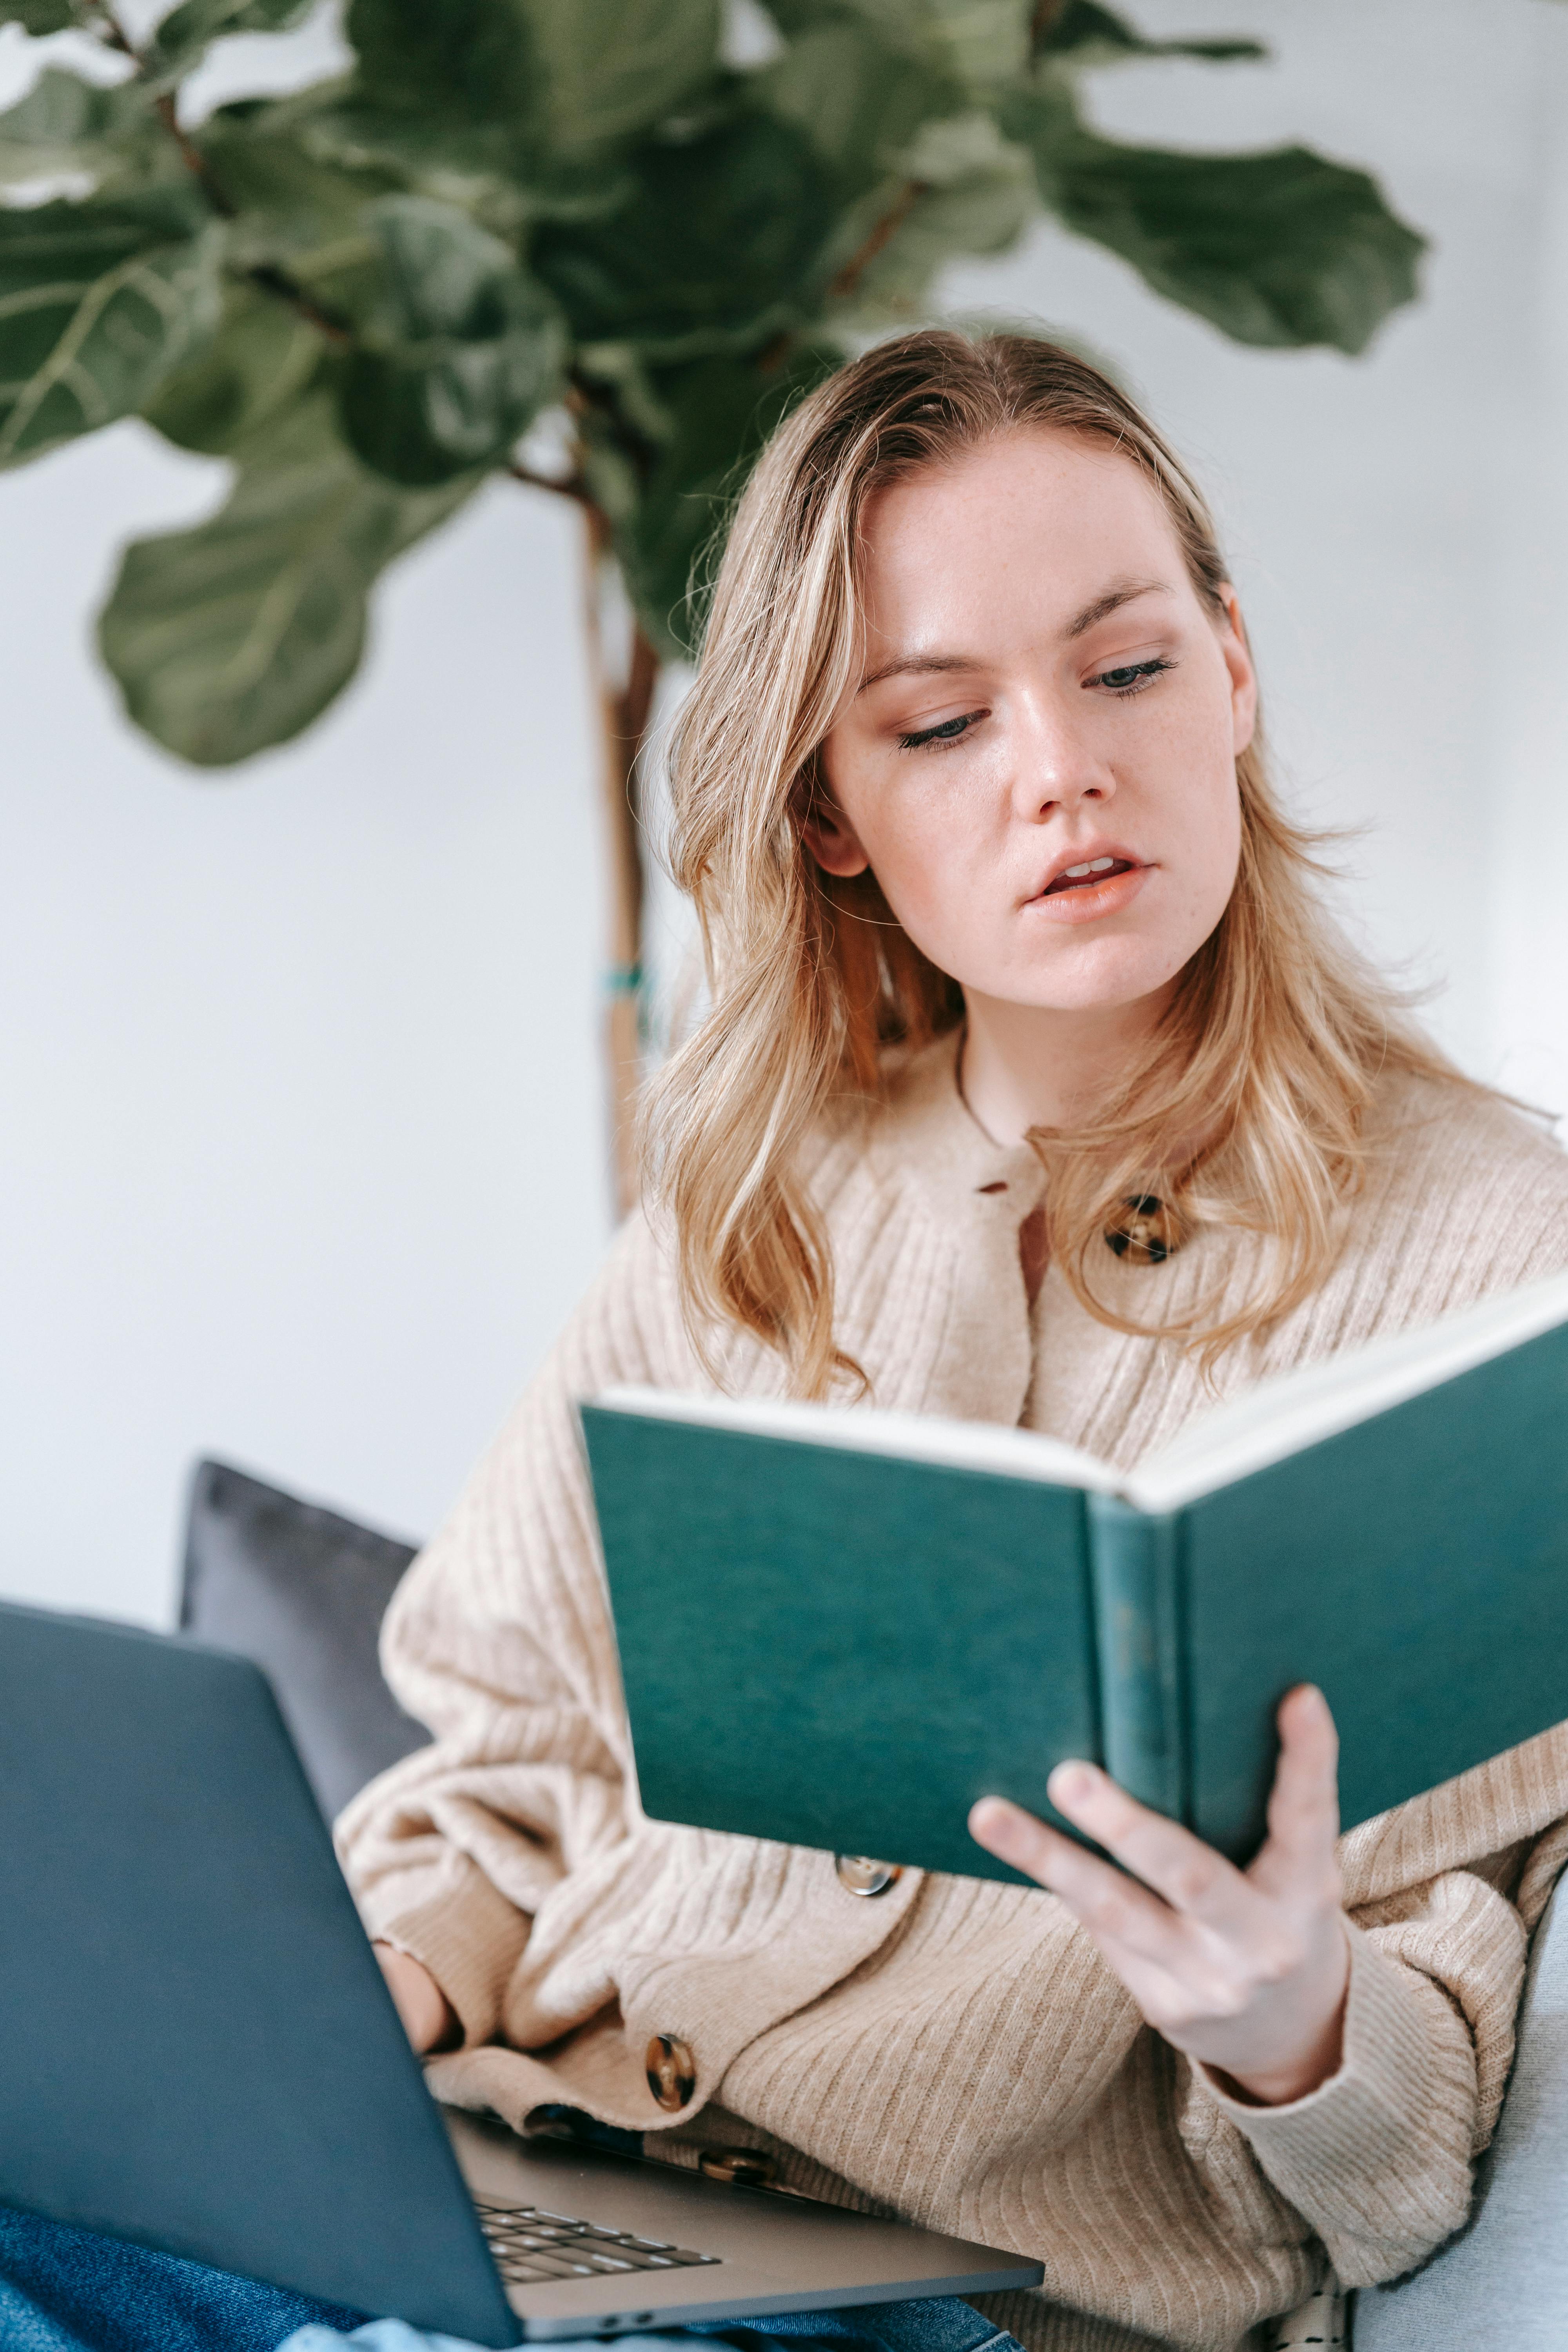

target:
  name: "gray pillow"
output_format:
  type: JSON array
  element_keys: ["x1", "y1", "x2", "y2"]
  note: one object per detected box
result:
[
  {"x1": 1353, "y1": 1872, "x2": 1568, "y2": 2347},
  {"x1": 181, "y1": 1458, "x2": 431, "y2": 1823}
]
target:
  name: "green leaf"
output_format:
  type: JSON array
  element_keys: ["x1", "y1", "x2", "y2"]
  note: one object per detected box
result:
[
  {"x1": 348, "y1": 0, "x2": 720, "y2": 158},
  {"x1": 140, "y1": 278, "x2": 324, "y2": 453},
  {"x1": 346, "y1": 0, "x2": 539, "y2": 133},
  {"x1": 754, "y1": 19, "x2": 959, "y2": 192},
  {"x1": 355, "y1": 194, "x2": 528, "y2": 337},
  {"x1": 98, "y1": 387, "x2": 477, "y2": 764},
  {"x1": 194, "y1": 103, "x2": 399, "y2": 270},
  {"x1": 191, "y1": 102, "x2": 421, "y2": 349},
  {"x1": 612, "y1": 341, "x2": 840, "y2": 656},
  {"x1": 752, "y1": 21, "x2": 1031, "y2": 320},
  {"x1": 143, "y1": 0, "x2": 319, "y2": 86},
  {"x1": 343, "y1": 0, "x2": 725, "y2": 181},
  {"x1": 338, "y1": 193, "x2": 566, "y2": 483},
  {"x1": 1036, "y1": 3, "x2": 1265, "y2": 67},
  {"x1": 337, "y1": 0, "x2": 567, "y2": 190},
  {"x1": 916, "y1": 0, "x2": 1030, "y2": 84},
  {"x1": 1012, "y1": 93, "x2": 1425, "y2": 353},
  {"x1": 763, "y1": 0, "x2": 1031, "y2": 91},
  {"x1": 0, "y1": 186, "x2": 222, "y2": 468},
  {"x1": 0, "y1": 67, "x2": 165, "y2": 191},
  {"x1": 0, "y1": 1, "x2": 80, "y2": 32},
  {"x1": 288, "y1": 87, "x2": 616, "y2": 215},
  {"x1": 531, "y1": 111, "x2": 839, "y2": 358},
  {"x1": 826, "y1": 109, "x2": 1033, "y2": 320},
  {"x1": 523, "y1": 0, "x2": 721, "y2": 151}
]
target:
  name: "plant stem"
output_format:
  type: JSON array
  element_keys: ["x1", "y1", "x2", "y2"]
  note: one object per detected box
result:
[
  {"x1": 245, "y1": 263, "x2": 352, "y2": 345},
  {"x1": 508, "y1": 460, "x2": 593, "y2": 506},
  {"x1": 96, "y1": 3, "x2": 351, "y2": 343},
  {"x1": 581, "y1": 504, "x2": 660, "y2": 1218},
  {"x1": 154, "y1": 88, "x2": 232, "y2": 207},
  {"x1": 91, "y1": 2, "x2": 137, "y2": 60},
  {"x1": 827, "y1": 179, "x2": 927, "y2": 307}
]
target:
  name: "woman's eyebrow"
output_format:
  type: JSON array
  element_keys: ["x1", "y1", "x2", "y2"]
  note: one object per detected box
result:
[
  {"x1": 856, "y1": 579, "x2": 1177, "y2": 693},
  {"x1": 1065, "y1": 577, "x2": 1174, "y2": 640},
  {"x1": 856, "y1": 650, "x2": 981, "y2": 696}
]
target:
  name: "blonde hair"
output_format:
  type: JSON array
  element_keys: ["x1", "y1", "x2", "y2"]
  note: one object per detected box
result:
[{"x1": 643, "y1": 329, "x2": 1467, "y2": 1397}]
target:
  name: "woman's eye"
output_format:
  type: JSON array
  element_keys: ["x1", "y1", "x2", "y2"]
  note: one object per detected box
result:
[
  {"x1": 1090, "y1": 657, "x2": 1173, "y2": 696},
  {"x1": 897, "y1": 709, "x2": 985, "y2": 751}
]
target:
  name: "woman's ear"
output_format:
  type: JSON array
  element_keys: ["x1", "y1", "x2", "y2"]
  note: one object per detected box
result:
[
  {"x1": 800, "y1": 793, "x2": 872, "y2": 879},
  {"x1": 1217, "y1": 584, "x2": 1258, "y2": 759}
]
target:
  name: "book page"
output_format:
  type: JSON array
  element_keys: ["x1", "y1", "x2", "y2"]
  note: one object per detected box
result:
[
  {"x1": 1127, "y1": 1263, "x2": 1568, "y2": 1514},
  {"x1": 589, "y1": 1386, "x2": 1123, "y2": 1494}
]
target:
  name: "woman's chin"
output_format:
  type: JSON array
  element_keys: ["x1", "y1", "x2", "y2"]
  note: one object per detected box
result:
[{"x1": 960, "y1": 935, "x2": 1192, "y2": 1021}]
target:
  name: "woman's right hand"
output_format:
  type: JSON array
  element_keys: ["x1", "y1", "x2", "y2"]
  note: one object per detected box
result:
[{"x1": 374, "y1": 1942, "x2": 459, "y2": 2053}]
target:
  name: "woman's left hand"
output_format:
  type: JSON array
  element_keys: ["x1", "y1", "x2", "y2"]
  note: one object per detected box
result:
[{"x1": 969, "y1": 1682, "x2": 1350, "y2": 2105}]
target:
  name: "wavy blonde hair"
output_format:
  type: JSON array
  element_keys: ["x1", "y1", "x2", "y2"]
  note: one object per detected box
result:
[{"x1": 642, "y1": 329, "x2": 1468, "y2": 1397}]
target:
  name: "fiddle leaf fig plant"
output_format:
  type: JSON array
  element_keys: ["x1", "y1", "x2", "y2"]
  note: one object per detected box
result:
[{"x1": 0, "y1": 0, "x2": 1426, "y2": 1194}]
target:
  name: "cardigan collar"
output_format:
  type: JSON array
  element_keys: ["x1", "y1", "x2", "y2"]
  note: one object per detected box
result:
[
  {"x1": 853, "y1": 1030, "x2": 1047, "y2": 1428},
  {"x1": 866, "y1": 1026, "x2": 1048, "y2": 1228}
]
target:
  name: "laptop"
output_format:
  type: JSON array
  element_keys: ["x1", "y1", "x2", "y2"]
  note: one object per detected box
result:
[{"x1": 0, "y1": 1599, "x2": 1042, "y2": 2347}]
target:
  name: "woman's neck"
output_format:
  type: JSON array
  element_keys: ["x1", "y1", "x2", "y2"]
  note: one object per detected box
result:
[{"x1": 958, "y1": 983, "x2": 1175, "y2": 1146}]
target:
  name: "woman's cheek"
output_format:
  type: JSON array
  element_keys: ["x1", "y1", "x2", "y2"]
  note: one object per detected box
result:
[
  {"x1": 1182, "y1": 767, "x2": 1244, "y2": 946},
  {"x1": 870, "y1": 837, "x2": 973, "y2": 972},
  {"x1": 867, "y1": 783, "x2": 966, "y2": 913}
]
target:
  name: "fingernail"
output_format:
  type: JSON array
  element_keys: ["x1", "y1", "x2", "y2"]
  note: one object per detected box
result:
[
  {"x1": 1049, "y1": 1761, "x2": 1095, "y2": 1806},
  {"x1": 968, "y1": 1797, "x2": 1020, "y2": 1851}
]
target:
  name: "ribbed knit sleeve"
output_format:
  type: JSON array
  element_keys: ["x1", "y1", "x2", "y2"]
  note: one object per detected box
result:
[
  {"x1": 1183, "y1": 1767, "x2": 1568, "y2": 2297},
  {"x1": 334, "y1": 1211, "x2": 694, "y2": 2046},
  {"x1": 1191, "y1": 1897, "x2": 1509, "y2": 2287}
]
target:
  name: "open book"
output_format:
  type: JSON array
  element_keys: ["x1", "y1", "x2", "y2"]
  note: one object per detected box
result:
[{"x1": 579, "y1": 1267, "x2": 1568, "y2": 1878}]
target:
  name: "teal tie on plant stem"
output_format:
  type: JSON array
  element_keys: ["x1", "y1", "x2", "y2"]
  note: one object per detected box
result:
[
  {"x1": 583, "y1": 497, "x2": 660, "y2": 1220},
  {"x1": 607, "y1": 962, "x2": 652, "y2": 1077}
]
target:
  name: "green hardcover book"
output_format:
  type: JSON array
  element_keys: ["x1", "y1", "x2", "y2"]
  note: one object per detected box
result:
[{"x1": 579, "y1": 1268, "x2": 1568, "y2": 1883}]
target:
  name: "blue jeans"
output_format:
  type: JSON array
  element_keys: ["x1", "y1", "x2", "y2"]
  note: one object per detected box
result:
[
  {"x1": 0, "y1": 2205, "x2": 1025, "y2": 2352},
  {"x1": 289, "y1": 2306, "x2": 1025, "y2": 2352},
  {"x1": 0, "y1": 2205, "x2": 362, "y2": 2351}
]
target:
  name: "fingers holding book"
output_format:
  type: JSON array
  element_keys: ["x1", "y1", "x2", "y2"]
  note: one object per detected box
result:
[{"x1": 968, "y1": 1685, "x2": 1350, "y2": 2107}]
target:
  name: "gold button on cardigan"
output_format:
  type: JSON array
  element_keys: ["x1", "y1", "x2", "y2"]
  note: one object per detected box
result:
[
  {"x1": 1104, "y1": 1194, "x2": 1182, "y2": 1265},
  {"x1": 341, "y1": 1034, "x2": 1568, "y2": 2352},
  {"x1": 645, "y1": 2034, "x2": 696, "y2": 2114}
]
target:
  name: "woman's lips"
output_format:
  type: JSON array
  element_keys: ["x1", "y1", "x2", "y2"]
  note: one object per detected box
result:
[
  {"x1": 1042, "y1": 854, "x2": 1135, "y2": 896},
  {"x1": 1025, "y1": 862, "x2": 1150, "y2": 924}
]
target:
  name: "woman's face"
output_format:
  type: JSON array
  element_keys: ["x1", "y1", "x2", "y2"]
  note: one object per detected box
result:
[{"x1": 811, "y1": 429, "x2": 1256, "y2": 1018}]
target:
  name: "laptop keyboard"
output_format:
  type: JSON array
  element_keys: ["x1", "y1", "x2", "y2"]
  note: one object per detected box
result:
[{"x1": 476, "y1": 2200, "x2": 723, "y2": 2287}]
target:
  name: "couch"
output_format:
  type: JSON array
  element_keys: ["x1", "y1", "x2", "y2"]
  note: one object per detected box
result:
[{"x1": 183, "y1": 1457, "x2": 1568, "y2": 2347}]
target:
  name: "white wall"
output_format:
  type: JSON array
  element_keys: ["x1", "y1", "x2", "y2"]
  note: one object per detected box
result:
[
  {"x1": 2, "y1": 0, "x2": 1564, "y2": 1625},
  {"x1": 1, "y1": 434, "x2": 611, "y2": 1622},
  {"x1": 1490, "y1": 21, "x2": 1568, "y2": 1109}
]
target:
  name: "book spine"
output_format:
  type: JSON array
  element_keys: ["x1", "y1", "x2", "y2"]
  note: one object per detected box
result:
[{"x1": 1085, "y1": 1497, "x2": 1187, "y2": 1822}]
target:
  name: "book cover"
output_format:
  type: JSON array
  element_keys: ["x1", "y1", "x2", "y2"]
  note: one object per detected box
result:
[{"x1": 581, "y1": 1269, "x2": 1568, "y2": 1877}]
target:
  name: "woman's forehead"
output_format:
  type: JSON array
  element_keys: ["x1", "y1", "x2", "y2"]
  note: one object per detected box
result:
[{"x1": 855, "y1": 430, "x2": 1191, "y2": 635}]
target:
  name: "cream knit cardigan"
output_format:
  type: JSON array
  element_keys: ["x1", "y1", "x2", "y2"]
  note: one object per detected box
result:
[{"x1": 340, "y1": 1035, "x2": 1568, "y2": 2352}]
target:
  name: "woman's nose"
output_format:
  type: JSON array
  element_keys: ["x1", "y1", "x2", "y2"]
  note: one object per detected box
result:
[{"x1": 1011, "y1": 701, "x2": 1115, "y2": 821}]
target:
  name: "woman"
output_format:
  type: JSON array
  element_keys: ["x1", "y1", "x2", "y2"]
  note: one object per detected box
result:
[
  {"x1": 343, "y1": 334, "x2": 1568, "y2": 2352},
  {"x1": 7, "y1": 332, "x2": 1563, "y2": 2352}
]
